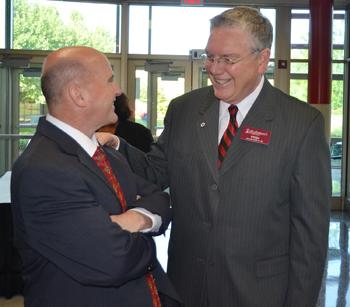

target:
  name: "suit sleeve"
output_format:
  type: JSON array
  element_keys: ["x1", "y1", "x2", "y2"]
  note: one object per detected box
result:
[
  {"x1": 14, "y1": 164, "x2": 157, "y2": 287},
  {"x1": 285, "y1": 112, "x2": 331, "y2": 306},
  {"x1": 118, "y1": 100, "x2": 175, "y2": 190},
  {"x1": 104, "y1": 146, "x2": 172, "y2": 235}
]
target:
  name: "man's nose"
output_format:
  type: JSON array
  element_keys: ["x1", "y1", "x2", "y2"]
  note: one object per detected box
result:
[{"x1": 208, "y1": 60, "x2": 226, "y2": 74}]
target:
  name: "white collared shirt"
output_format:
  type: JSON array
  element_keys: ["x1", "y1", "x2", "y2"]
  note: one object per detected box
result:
[
  {"x1": 46, "y1": 114, "x2": 161, "y2": 233},
  {"x1": 218, "y1": 77, "x2": 264, "y2": 144}
]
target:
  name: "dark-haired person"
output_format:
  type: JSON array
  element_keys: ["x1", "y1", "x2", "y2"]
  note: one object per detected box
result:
[{"x1": 114, "y1": 93, "x2": 154, "y2": 153}]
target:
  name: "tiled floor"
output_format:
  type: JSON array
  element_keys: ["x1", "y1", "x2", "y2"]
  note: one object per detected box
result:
[
  {"x1": 1, "y1": 211, "x2": 350, "y2": 307},
  {"x1": 316, "y1": 211, "x2": 350, "y2": 307}
]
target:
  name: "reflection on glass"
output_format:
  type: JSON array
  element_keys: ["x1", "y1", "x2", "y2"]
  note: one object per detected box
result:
[
  {"x1": 13, "y1": 0, "x2": 118, "y2": 52},
  {"x1": 328, "y1": 222, "x2": 340, "y2": 249},
  {"x1": 331, "y1": 78, "x2": 343, "y2": 197}
]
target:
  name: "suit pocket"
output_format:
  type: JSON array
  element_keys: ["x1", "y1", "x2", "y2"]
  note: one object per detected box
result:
[{"x1": 256, "y1": 254, "x2": 289, "y2": 278}]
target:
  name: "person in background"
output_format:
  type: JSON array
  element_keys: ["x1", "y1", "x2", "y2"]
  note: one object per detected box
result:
[
  {"x1": 11, "y1": 46, "x2": 180, "y2": 307},
  {"x1": 99, "y1": 93, "x2": 154, "y2": 153},
  {"x1": 110, "y1": 6, "x2": 331, "y2": 307}
]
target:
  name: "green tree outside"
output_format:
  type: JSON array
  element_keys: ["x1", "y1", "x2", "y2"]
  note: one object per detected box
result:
[{"x1": 13, "y1": 0, "x2": 115, "y2": 120}]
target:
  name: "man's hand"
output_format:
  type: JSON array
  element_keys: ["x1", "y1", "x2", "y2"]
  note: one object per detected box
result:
[
  {"x1": 96, "y1": 132, "x2": 119, "y2": 148},
  {"x1": 110, "y1": 210, "x2": 152, "y2": 233}
]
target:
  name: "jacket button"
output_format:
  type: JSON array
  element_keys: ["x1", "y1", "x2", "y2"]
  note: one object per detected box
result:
[{"x1": 211, "y1": 184, "x2": 218, "y2": 190}]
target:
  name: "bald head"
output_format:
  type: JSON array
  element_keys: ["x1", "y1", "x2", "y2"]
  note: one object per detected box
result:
[
  {"x1": 41, "y1": 46, "x2": 120, "y2": 137},
  {"x1": 41, "y1": 46, "x2": 106, "y2": 108}
]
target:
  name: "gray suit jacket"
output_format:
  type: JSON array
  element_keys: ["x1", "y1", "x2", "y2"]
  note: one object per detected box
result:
[{"x1": 120, "y1": 79, "x2": 331, "y2": 307}]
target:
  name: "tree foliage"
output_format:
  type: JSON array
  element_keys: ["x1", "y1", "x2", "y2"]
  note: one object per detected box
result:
[{"x1": 14, "y1": 0, "x2": 115, "y2": 107}]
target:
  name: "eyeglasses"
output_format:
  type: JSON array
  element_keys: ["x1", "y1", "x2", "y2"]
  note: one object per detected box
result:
[{"x1": 201, "y1": 49, "x2": 260, "y2": 66}]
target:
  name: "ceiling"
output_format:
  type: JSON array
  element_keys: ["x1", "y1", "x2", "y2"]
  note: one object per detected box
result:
[
  {"x1": 59, "y1": 0, "x2": 350, "y2": 9},
  {"x1": 122, "y1": 0, "x2": 350, "y2": 8}
]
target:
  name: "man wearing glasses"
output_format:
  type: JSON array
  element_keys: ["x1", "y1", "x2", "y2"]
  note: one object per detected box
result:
[{"x1": 117, "y1": 6, "x2": 331, "y2": 307}]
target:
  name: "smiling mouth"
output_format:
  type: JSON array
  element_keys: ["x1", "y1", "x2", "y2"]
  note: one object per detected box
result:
[{"x1": 213, "y1": 78, "x2": 231, "y2": 86}]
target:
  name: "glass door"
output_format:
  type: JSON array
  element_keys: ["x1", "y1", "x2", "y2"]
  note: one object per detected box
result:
[
  {"x1": 128, "y1": 60, "x2": 191, "y2": 137},
  {"x1": 0, "y1": 66, "x2": 45, "y2": 175}
]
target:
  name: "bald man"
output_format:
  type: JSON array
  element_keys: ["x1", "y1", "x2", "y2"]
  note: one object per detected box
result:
[{"x1": 10, "y1": 46, "x2": 181, "y2": 307}]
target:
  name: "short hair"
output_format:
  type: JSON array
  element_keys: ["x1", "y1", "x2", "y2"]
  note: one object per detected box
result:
[
  {"x1": 41, "y1": 59, "x2": 88, "y2": 107},
  {"x1": 114, "y1": 93, "x2": 131, "y2": 121},
  {"x1": 210, "y1": 6, "x2": 273, "y2": 51}
]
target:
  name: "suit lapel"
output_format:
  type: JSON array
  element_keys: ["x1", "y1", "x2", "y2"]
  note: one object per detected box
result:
[
  {"x1": 36, "y1": 117, "x2": 117, "y2": 196},
  {"x1": 219, "y1": 80, "x2": 277, "y2": 176},
  {"x1": 196, "y1": 88, "x2": 220, "y2": 181}
]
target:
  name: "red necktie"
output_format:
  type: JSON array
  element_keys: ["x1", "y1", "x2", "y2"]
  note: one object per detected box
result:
[
  {"x1": 217, "y1": 105, "x2": 238, "y2": 168},
  {"x1": 92, "y1": 146, "x2": 162, "y2": 307},
  {"x1": 92, "y1": 146, "x2": 128, "y2": 212}
]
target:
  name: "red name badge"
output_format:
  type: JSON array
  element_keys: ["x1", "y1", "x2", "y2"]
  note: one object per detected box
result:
[{"x1": 240, "y1": 126, "x2": 271, "y2": 145}]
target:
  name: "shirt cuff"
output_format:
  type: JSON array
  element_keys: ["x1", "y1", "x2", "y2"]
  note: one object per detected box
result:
[{"x1": 130, "y1": 208, "x2": 162, "y2": 233}]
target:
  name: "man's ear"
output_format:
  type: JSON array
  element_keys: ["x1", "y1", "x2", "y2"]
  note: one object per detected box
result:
[
  {"x1": 258, "y1": 48, "x2": 271, "y2": 74},
  {"x1": 67, "y1": 82, "x2": 87, "y2": 108}
]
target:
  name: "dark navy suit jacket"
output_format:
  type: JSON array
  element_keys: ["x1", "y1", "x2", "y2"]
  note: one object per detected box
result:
[{"x1": 11, "y1": 117, "x2": 180, "y2": 307}]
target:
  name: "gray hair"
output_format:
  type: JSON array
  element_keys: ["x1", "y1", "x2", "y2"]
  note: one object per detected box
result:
[{"x1": 210, "y1": 6, "x2": 273, "y2": 51}]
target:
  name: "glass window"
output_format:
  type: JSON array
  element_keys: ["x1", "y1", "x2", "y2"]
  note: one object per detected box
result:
[
  {"x1": 151, "y1": 6, "x2": 226, "y2": 55},
  {"x1": 12, "y1": 0, "x2": 119, "y2": 52},
  {"x1": 129, "y1": 5, "x2": 149, "y2": 54},
  {"x1": 290, "y1": 62, "x2": 308, "y2": 74},
  {"x1": 135, "y1": 68, "x2": 149, "y2": 126},
  {"x1": 18, "y1": 69, "x2": 46, "y2": 155},
  {"x1": 129, "y1": 5, "x2": 226, "y2": 55},
  {"x1": 290, "y1": 10, "x2": 309, "y2": 102},
  {"x1": 333, "y1": 12, "x2": 345, "y2": 45},
  {"x1": 291, "y1": 18, "x2": 309, "y2": 44},
  {"x1": 129, "y1": 6, "x2": 276, "y2": 56},
  {"x1": 0, "y1": 0, "x2": 5, "y2": 48},
  {"x1": 134, "y1": 67, "x2": 185, "y2": 136},
  {"x1": 333, "y1": 11, "x2": 345, "y2": 61},
  {"x1": 155, "y1": 72, "x2": 185, "y2": 136},
  {"x1": 289, "y1": 79, "x2": 308, "y2": 102},
  {"x1": 290, "y1": 48, "x2": 309, "y2": 60},
  {"x1": 260, "y1": 8, "x2": 276, "y2": 59},
  {"x1": 330, "y1": 75, "x2": 344, "y2": 197},
  {"x1": 291, "y1": 10, "x2": 309, "y2": 60}
]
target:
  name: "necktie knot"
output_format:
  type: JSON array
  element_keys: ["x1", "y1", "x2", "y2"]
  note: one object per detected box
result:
[
  {"x1": 93, "y1": 146, "x2": 105, "y2": 162},
  {"x1": 228, "y1": 104, "x2": 238, "y2": 117}
]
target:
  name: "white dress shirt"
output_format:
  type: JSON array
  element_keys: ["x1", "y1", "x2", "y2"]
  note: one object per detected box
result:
[
  {"x1": 218, "y1": 77, "x2": 264, "y2": 143},
  {"x1": 46, "y1": 114, "x2": 161, "y2": 233}
]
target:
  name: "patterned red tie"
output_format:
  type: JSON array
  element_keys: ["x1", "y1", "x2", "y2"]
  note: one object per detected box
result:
[
  {"x1": 217, "y1": 105, "x2": 239, "y2": 168},
  {"x1": 92, "y1": 146, "x2": 161, "y2": 307}
]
